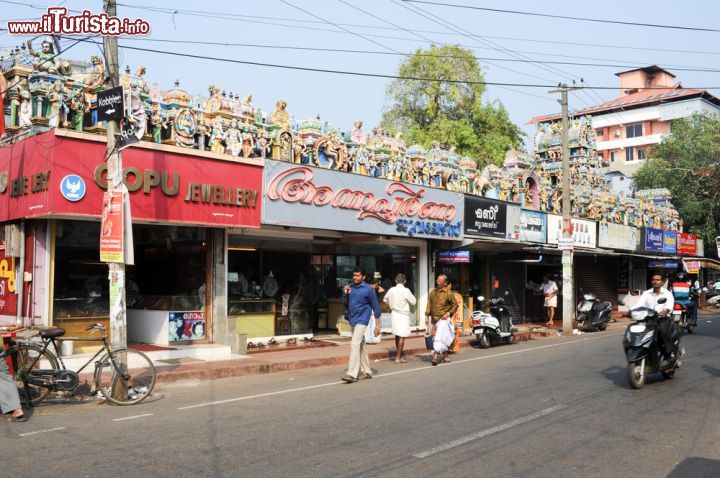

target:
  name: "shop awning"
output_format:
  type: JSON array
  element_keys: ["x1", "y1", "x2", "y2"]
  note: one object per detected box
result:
[{"x1": 682, "y1": 257, "x2": 720, "y2": 273}]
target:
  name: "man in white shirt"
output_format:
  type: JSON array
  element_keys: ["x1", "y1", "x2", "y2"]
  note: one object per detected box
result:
[
  {"x1": 539, "y1": 275, "x2": 558, "y2": 326},
  {"x1": 633, "y1": 273, "x2": 676, "y2": 361},
  {"x1": 383, "y1": 273, "x2": 417, "y2": 364}
]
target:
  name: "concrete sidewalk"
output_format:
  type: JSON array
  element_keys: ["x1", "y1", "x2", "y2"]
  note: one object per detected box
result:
[{"x1": 152, "y1": 323, "x2": 581, "y2": 383}]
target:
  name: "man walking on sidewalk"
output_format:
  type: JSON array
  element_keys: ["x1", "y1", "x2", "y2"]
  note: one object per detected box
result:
[
  {"x1": 384, "y1": 273, "x2": 417, "y2": 364},
  {"x1": 425, "y1": 274, "x2": 458, "y2": 340},
  {"x1": 341, "y1": 268, "x2": 382, "y2": 383}
]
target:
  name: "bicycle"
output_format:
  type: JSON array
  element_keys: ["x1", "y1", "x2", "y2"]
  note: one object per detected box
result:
[{"x1": 12, "y1": 324, "x2": 156, "y2": 406}]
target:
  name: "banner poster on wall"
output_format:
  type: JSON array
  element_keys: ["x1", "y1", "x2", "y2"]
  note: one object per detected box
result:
[
  {"x1": 168, "y1": 311, "x2": 206, "y2": 342},
  {"x1": 99, "y1": 191, "x2": 124, "y2": 263}
]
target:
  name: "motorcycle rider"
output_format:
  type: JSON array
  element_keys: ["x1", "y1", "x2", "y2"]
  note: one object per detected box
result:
[
  {"x1": 671, "y1": 272, "x2": 697, "y2": 327},
  {"x1": 633, "y1": 273, "x2": 676, "y2": 362}
]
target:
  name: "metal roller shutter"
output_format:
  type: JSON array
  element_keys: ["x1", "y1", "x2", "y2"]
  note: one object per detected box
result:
[
  {"x1": 574, "y1": 255, "x2": 618, "y2": 309},
  {"x1": 491, "y1": 261, "x2": 525, "y2": 323}
]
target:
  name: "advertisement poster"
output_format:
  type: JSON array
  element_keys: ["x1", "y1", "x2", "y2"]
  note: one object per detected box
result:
[
  {"x1": 519, "y1": 209, "x2": 547, "y2": 243},
  {"x1": 168, "y1": 311, "x2": 206, "y2": 342},
  {"x1": 598, "y1": 222, "x2": 639, "y2": 251},
  {"x1": 100, "y1": 191, "x2": 124, "y2": 263},
  {"x1": 548, "y1": 214, "x2": 597, "y2": 248},
  {"x1": 644, "y1": 227, "x2": 664, "y2": 252},
  {"x1": 677, "y1": 232, "x2": 697, "y2": 255}
]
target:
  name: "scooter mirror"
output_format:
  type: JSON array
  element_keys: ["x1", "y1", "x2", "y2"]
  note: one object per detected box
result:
[{"x1": 477, "y1": 296, "x2": 485, "y2": 302}]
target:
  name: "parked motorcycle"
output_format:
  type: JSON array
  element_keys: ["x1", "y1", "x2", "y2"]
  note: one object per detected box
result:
[
  {"x1": 575, "y1": 291, "x2": 612, "y2": 332},
  {"x1": 472, "y1": 291, "x2": 517, "y2": 348},
  {"x1": 623, "y1": 297, "x2": 682, "y2": 389}
]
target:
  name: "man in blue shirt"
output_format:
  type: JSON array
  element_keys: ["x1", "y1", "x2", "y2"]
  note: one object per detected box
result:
[{"x1": 341, "y1": 267, "x2": 382, "y2": 383}]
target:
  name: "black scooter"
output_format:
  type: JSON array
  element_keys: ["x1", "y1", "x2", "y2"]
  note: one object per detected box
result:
[
  {"x1": 623, "y1": 297, "x2": 682, "y2": 389},
  {"x1": 576, "y1": 291, "x2": 612, "y2": 332}
]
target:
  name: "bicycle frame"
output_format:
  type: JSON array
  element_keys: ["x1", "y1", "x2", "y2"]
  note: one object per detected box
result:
[{"x1": 20, "y1": 333, "x2": 112, "y2": 377}]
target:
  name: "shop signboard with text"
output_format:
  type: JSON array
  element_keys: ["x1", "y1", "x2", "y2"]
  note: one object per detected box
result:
[
  {"x1": 663, "y1": 230, "x2": 677, "y2": 254},
  {"x1": 677, "y1": 232, "x2": 697, "y2": 255},
  {"x1": 0, "y1": 130, "x2": 262, "y2": 227},
  {"x1": 438, "y1": 250, "x2": 471, "y2": 263},
  {"x1": 547, "y1": 214, "x2": 596, "y2": 248},
  {"x1": 262, "y1": 159, "x2": 464, "y2": 239},
  {"x1": 0, "y1": 246, "x2": 18, "y2": 317},
  {"x1": 643, "y1": 227, "x2": 664, "y2": 252},
  {"x1": 518, "y1": 209, "x2": 547, "y2": 243},
  {"x1": 464, "y1": 196, "x2": 518, "y2": 238},
  {"x1": 598, "y1": 222, "x2": 639, "y2": 251},
  {"x1": 168, "y1": 311, "x2": 206, "y2": 342}
]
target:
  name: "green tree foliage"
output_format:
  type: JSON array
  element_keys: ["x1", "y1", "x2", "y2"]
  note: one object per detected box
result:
[
  {"x1": 380, "y1": 45, "x2": 524, "y2": 167},
  {"x1": 634, "y1": 113, "x2": 720, "y2": 254}
]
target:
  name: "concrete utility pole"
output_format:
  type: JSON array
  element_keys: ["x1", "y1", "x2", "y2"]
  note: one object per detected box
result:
[
  {"x1": 550, "y1": 83, "x2": 581, "y2": 337},
  {"x1": 104, "y1": 0, "x2": 126, "y2": 351}
]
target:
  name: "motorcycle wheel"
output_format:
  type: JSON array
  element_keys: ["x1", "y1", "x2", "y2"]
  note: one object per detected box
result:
[
  {"x1": 597, "y1": 322, "x2": 608, "y2": 331},
  {"x1": 662, "y1": 369, "x2": 676, "y2": 379},
  {"x1": 479, "y1": 333, "x2": 491, "y2": 349},
  {"x1": 576, "y1": 320, "x2": 586, "y2": 331},
  {"x1": 687, "y1": 323, "x2": 694, "y2": 334},
  {"x1": 627, "y1": 361, "x2": 645, "y2": 389}
]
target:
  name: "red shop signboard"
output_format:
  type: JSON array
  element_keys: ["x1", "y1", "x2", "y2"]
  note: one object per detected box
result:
[
  {"x1": 0, "y1": 245, "x2": 18, "y2": 317},
  {"x1": 0, "y1": 130, "x2": 262, "y2": 227},
  {"x1": 677, "y1": 232, "x2": 697, "y2": 255}
]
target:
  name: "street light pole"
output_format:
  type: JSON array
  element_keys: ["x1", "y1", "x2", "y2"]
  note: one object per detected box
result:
[
  {"x1": 103, "y1": 0, "x2": 126, "y2": 351},
  {"x1": 550, "y1": 83, "x2": 581, "y2": 337}
]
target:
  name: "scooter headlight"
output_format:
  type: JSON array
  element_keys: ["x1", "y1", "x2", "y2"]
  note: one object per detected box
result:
[
  {"x1": 578, "y1": 302, "x2": 593, "y2": 312},
  {"x1": 630, "y1": 309, "x2": 649, "y2": 321}
]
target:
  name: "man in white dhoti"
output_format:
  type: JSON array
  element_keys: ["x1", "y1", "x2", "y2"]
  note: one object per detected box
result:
[
  {"x1": 432, "y1": 317, "x2": 455, "y2": 366},
  {"x1": 383, "y1": 273, "x2": 417, "y2": 364}
]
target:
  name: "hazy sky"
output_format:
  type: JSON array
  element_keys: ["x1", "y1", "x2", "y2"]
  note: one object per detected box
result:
[{"x1": 2, "y1": 0, "x2": 719, "y2": 149}]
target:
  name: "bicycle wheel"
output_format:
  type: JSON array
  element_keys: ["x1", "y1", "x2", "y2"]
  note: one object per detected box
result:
[
  {"x1": 94, "y1": 349, "x2": 156, "y2": 405},
  {"x1": 14, "y1": 342, "x2": 59, "y2": 405}
]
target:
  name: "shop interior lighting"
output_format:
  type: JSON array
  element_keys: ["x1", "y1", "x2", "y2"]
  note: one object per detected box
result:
[{"x1": 228, "y1": 247, "x2": 257, "y2": 251}]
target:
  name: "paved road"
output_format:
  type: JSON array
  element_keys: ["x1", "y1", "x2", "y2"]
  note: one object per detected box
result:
[{"x1": 3, "y1": 316, "x2": 720, "y2": 478}]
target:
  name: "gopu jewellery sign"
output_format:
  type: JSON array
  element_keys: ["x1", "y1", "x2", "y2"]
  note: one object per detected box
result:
[{"x1": 262, "y1": 159, "x2": 463, "y2": 238}]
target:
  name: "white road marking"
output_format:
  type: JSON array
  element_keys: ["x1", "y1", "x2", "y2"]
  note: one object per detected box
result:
[
  {"x1": 112, "y1": 413, "x2": 154, "y2": 422},
  {"x1": 18, "y1": 427, "x2": 66, "y2": 437},
  {"x1": 178, "y1": 333, "x2": 620, "y2": 411},
  {"x1": 412, "y1": 404, "x2": 568, "y2": 459}
]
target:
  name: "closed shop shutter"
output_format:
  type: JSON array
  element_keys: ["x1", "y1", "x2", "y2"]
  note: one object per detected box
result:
[
  {"x1": 491, "y1": 261, "x2": 525, "y2": 323},
  {"x1": 575, "y1": 255, "x2": 618, "y2": 308}
]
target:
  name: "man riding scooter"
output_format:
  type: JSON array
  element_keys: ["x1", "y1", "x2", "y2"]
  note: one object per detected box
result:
[
  {"x1": 634, "y1": 273, "x2": 677, "y2": 364},
  {"x1": 671, "y1": 273, "x2": 697, "y2": 331}
]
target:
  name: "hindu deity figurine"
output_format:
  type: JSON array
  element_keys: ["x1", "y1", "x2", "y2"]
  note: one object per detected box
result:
[
  {"x1": 68, "y1": 85, "x2": 88, "y2": 131},
  {"x1": 18, "y1": 83, "x2": 32, "y2": 128},
  {"x1": 270, "y1": 100, "x2": 291, "y2": 131},
  {"x1": 351, "y1": 120, "x2": 365, "y2": 144},
  {"x1": 241, "y1": 132, "x2": 255, "y2": 158},
  {"x1": 196, "y1": 114, "x2": 208, "y2": 151},
  {"x1": 87, "y1": 55, "x2": 105, "y2": 89},
  {"x1": 205, "y1": 85, "x2": 222, "y2": 114},
  {"x1": 127, "y1": 92, "x2": 147, "y2": 142},
  {"x1": 256, "y1": 129, "x2": 269, "y2": 159},
  {"x1": 46, "y1": 80, "x2": 65, "y2": 128},
  {"x1": 293, "y1": 140, "x2": 306, "y2": 164},
  {"x1": 224, "y1": 119, "x2": 242, "y2": 156},
  {"x1": 26, "y1": 39, "x2": 60, "y2": 73},
  {"x1": 150, "y1": 103, "x2": 166, "y2": 143},
  {"x1": 209, "y1": 117, "x2": 225, "y2": 154}
]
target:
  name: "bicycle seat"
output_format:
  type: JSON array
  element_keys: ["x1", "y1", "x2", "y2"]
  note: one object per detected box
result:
[
  {"x1": 40, "y1": 327, "x2": 65, "y2": 339},
  {"x1": 85, "y1": 324, "x2": 106, "y2": 331}
]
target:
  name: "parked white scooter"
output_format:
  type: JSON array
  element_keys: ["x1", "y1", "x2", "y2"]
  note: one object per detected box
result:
[{"x1": 471, "y1": 291, "x2": 517, "y2": 348}]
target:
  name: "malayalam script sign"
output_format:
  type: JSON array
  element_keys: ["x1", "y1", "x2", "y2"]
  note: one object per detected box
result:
[
  {"x1": 644, "y1": 227, "x2": 664, "y2": 252},
  {"x1": 677, "y1": 232, "x2": 697, "y2": 255},
  {"x1": 262, "y1": 159, "x2": 464, "y2": 239},
  {"x1": 663, "y1": 230, "x2": 677, "y2": 254},
  {"x1": 464, "y1": 196, "x2": 517, "y2": 238},
  {"x1": 518, "y1": 209, "x2": 547, "y2": 243},
  {"x1": 438, "y1": 250, "x2": 471, "y2": 263}
]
